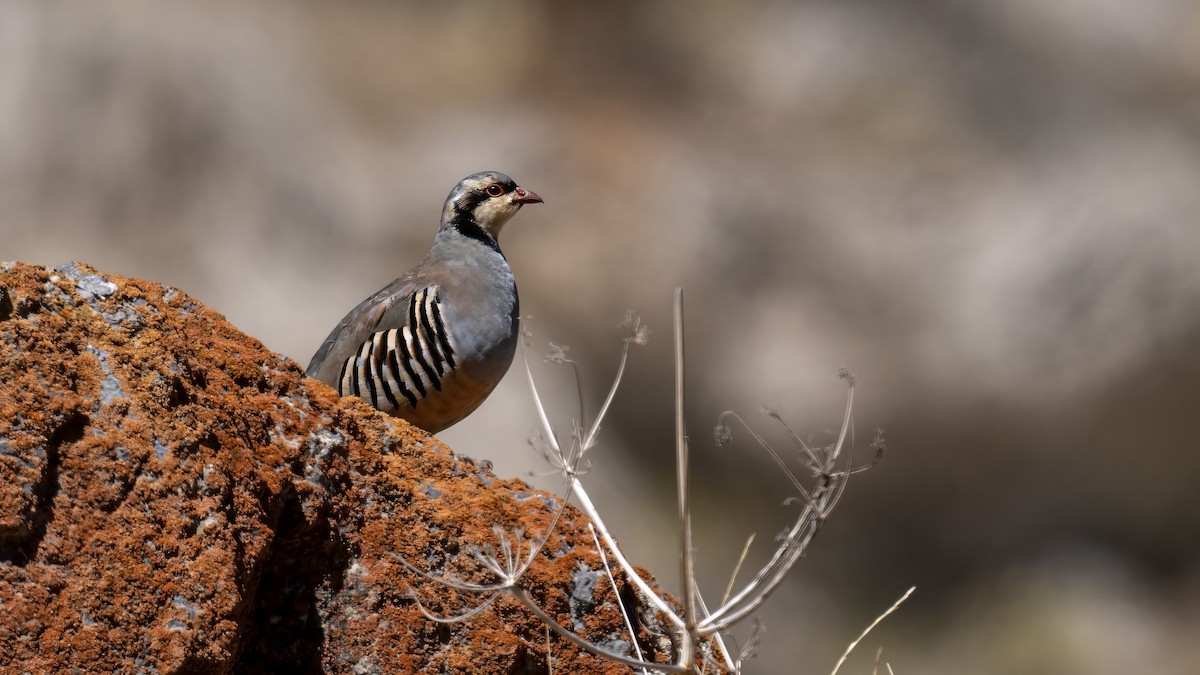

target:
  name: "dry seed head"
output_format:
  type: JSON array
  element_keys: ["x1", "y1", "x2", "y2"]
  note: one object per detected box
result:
[
  {"x1": 619, "y1": 310, "x2": 651, "y2": 345},
  {"x1": 545, "y1": 342, "x2": 570, "y2": 364},
  {"x1": 713, "y1": 424, "x2": 733, "y2": 446}
]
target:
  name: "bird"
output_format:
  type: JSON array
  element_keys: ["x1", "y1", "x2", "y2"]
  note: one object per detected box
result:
[{"x1": 306, "y1": 171, "x2": 542, "y2": 433}]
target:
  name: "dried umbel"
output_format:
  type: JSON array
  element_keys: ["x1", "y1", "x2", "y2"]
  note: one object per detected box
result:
[{"x1": 391, "y1": 291, "x2": 893, "y2": 673}]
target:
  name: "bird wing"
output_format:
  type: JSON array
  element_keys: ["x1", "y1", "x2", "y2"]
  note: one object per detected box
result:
[
  {"x1": 306, "y1": 275, "x2": 420, "y2": 383},
  {"x1": 307, "y1": 276, "x2": 460, "y2": 414}
]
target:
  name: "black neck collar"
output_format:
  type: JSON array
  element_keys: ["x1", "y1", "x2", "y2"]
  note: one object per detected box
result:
[{"x1": 449, "y1": 216, "x2": 503, "y2": 255}]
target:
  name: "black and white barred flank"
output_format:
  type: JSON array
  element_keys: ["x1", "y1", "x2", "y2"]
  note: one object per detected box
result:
[{"x1": 336, "y1": 287, "x2": 457, "y2": 412}]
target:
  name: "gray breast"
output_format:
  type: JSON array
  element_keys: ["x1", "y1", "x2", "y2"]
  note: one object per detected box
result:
[{"x1": 435, "y1": 245, "x2": 519, "y2": 382}]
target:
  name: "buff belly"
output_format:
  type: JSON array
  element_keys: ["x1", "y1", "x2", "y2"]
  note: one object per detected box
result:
[{"x1": 376, "y1": 367, "x2": 499, "y2": 433}]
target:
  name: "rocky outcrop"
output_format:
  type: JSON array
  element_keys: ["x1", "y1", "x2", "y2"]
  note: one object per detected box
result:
[{"x1": 0, "y1": 262, "x2": 663, "y2": 673}]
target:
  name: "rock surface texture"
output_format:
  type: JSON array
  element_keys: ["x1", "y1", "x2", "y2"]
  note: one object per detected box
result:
[{"x1": 0, "y1": 262, "x2": 665, "y2": 673}]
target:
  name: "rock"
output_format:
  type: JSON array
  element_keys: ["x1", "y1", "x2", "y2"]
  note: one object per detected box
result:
[{"x1": 0, "y1": 262, "x2": 669, "y2": 673}]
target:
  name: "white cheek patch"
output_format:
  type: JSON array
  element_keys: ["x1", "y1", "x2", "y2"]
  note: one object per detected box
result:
[{"x1": 472, "y1": 199, "x2": 518, "y2": 233}]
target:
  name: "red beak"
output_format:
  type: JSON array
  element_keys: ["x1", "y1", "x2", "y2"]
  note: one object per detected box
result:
[{"x1": 512, "y1": 187, "x2": 543, "y2": 205}]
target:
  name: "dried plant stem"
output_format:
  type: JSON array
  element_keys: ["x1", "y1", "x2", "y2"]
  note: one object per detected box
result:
[
  {"x1": 521, "y1": 337, "x2": 558, "y2": 452},
  {"x1": 588, "y1": 523, "x2": 647, "y2": 667},
  {"x1": 569, "y1": 478, "x2": 684, "y2": 628},
  {"x1": 675, "y1": 288, "x2": 698, "y2": 665},
  {"x1": 398, "y1": 296, "x2": 888, "y2": 674},
  {"x1": 723, "y1": 534, "x2": 756, "y2": 607},
  {"x1": 830, "y1": 586, "x2": 915, "y2": 675},
  {"x1": 583, "y1": 335, "x2": 632, "y2": 449},
  {"x1": 693, "y1": 589, "x2": 737, "y2": 672},
  {"x1": 699, "y1": 380, "x2": 856, "y2": 635},
  {"x1": 510, "y1": 585, "x2": 689, "y2": 672}
]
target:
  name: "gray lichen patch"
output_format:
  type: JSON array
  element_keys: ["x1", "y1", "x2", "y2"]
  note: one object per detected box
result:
[
  {"x1": 102, "y1": 299, "x2": 151, "y2": 330},
  {"x1": 56, "y1": 262, "x2": 117, "y2": 302},
  {"x1": 417, "y1": 482, "x2": 442, "y2": 500},
  {"x1": 0, "y1": 437, "x2": 36, "y2": 471},
  {"x1": 568, "y1": 563, "x2": 603, "y2": 631},
  {"x1": 86, "y1": 344, "x2": 126, "y2": 406}
]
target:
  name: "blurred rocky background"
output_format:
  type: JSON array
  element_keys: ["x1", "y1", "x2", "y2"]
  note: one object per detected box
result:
[{"x1": 3, "y1": 0, "x2": 1199, "y2": 672}]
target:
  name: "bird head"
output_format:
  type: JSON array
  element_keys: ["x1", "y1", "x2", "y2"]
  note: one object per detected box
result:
[{"x1": 441, "y1": 171, "x2": 543, "y2": 241}]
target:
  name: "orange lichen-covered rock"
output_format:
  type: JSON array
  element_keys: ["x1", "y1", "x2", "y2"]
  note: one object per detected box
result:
[{"x1": 0, "y1": 261, "x2": 668, "y2": 674}]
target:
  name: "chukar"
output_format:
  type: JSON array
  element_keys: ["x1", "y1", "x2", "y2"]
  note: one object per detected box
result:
[{"x1": 306, "y1": 171, "x2": 542, "y2": 433}]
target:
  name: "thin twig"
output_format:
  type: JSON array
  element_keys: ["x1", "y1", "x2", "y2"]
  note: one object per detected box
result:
[
  {"x1": 723, "y1": 534, "x2": 756, "y2": 606},
  {"x1": 766, "y1": 409, "x2": 823, "y2": 470},
  {"x1": 583, "y1": 338, "x2": 634, "y2": 450},
  {"x1": 701, "y1": 374, "x2": 859, "y2": 634},
  {"x1": 570, "y1": 478, "x2": 685, "y2": 628},
  {"x1": 408, "y1": 588, "x2": 502, "y2": 624},
  {"x1": 830, "y1": 586, "x2": 915, "y2": 675},
  {"x1": 588, "y1": 523, "x2": 647, "y2": 667},
  {"x1": 521, "y1": 333, "x2": 560, "y2": 455},
  {"x1": 523, "y1": 314, "x2": 683, "y2": 629},
  {"x1": 734, "y1": 619, "x2": 765, "y2": 671},
  {"x1": 718, "y1": 411, "x2": 808, "y2": 500},
  {"x1": 693, "y1": 589, "x2": 737, "y2": 671},
  {"x1": 569, "y1": 358, "x2": 587, "y2": 434},
  {"x1": 674, "y1": 288, "x2": 698, "y2": 670},
  {"x1": 509, "y1": 586, "x2": 689, "y2": 673}
]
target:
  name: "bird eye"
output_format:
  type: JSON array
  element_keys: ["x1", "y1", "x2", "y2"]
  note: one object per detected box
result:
[{"x1": 486, "y1": 184, "x2": 504, "y2": 197}]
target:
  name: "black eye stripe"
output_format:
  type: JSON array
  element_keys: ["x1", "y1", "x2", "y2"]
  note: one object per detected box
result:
[{"x1": 456, "y1": 191, "x2": 488, "y2": 212}]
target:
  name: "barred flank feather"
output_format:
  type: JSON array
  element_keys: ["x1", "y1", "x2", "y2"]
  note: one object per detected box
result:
[{"x1": 337, "y1": 288, "x2": 457, "y2": 413}]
